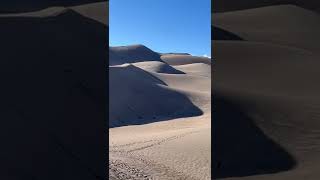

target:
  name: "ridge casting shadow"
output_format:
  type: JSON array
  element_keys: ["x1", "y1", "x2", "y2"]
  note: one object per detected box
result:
[
  {"x1": 212, "y1": 26, "x2": 244, "y2": 41},
  {"x1": 212, "y1": 95, "x2": 296, "y2": 179},
  {"x1": 109, "y1": 66, "x2": 203, "y2": 128}
]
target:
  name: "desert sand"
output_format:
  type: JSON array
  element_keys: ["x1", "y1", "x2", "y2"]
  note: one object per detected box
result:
[
  {"x1": 109, "y1": 45, "x2": 211, "y2": 179},
  {"x1": 213, "y1": 4, "x2": 320, "y2": 180},
  {"x1": 0, "y1": 1, "x2": 108, "y2": 179}
]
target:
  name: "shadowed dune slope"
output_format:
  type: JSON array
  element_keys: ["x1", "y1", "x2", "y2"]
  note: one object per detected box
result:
[
  {"x1": 213, "y1": 97, "x2": 296, "y2": 178},
  {"x1": 0, "y1": 0, "x2": 106, "y2": 13},
  {"x1": 110, "y1": 45, "x2": 163, "y2": 65},
  {"x1": 109, "y1": 44, "x2": 211, "y2": 128},
  {"x1": 213, "y1": 0, "x2": 320, "y2": 13},
  {"x1": 109, "y1": 43, "x2": 211, "y2": 179},
  {"x1": 109, "y1": 64, "x2": 203, "y2": 128},
  {"x1": 213, "y1": 5, "x2": 320, "y2": 52},
  {"x1": 71, "y1": 1, "x2": 108, "y2": 25},
  {"x1": 0, "y1": 4, "x2": 107, "y2": 180},
  {"x1": 213, "y1": 7, "x2": 320, "y2": 178},
  {"x1": 212, "y1": 26, "x2": 243, "y2": 40},
  {"x1": 212, "y1": 41, "x2": 320, "y2": 179}
]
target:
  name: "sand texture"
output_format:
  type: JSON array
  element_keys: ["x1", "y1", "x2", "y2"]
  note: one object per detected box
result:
[
  {"x1": 213, "y1": 4, "x2": 320, "y2": 180},
  {"x1": 109, "y1": 44, "x2": 211, "y2": 179},
  {"x1": 0, "y1": 2, "x2": 108, "y2": 179}
]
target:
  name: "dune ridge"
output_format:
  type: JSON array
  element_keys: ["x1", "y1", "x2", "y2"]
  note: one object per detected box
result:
[
  {"x1": 213, "y1": 4, "x2": 320, "y2": 180},
  {"x1": 109, "y1": 44, "x2": 211, "y2": 179},
  {"x1": 0, "y1": 2, "x2": 108, "y2": 179}
]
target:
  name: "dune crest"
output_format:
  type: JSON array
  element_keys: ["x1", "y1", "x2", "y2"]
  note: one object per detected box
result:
[
  {"x1": 0, "y1": 2, "x2": 108, "y2": 179},
  {"x1": 213, "y1": 4, "x2": 320, "y2": 180},
  {"x1": 109, "y1": 44, "x2": 211, "y2": 179}
]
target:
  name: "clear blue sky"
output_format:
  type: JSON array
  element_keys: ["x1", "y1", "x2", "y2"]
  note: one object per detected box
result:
[{"x1": 109, "y1": 0, "x2": 211, "y2": 57}]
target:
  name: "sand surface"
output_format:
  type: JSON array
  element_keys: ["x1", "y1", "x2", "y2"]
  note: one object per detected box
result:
[
  {"x1": 0, "y1": 2, "x2": 108, "y2": 179},
  {"x1": 213, "y1": 4, "x2": 320, "y2": 180},
  {"x1": 109, "y1": 45, "x2": 211, "y2": 179}
]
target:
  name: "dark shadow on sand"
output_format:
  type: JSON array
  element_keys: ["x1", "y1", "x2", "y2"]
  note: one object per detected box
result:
[
  {"x1": 212, "y1": 1, "x2": 320, "y2": 13},
  {"x1": 109, "y1": 66, "x2": 203, "y2": 128},
  {"x1": 0, "y1": 0, "x2": 106, "y2": 13},
  {"x1": 212, "y1": 95, "x2": 296, "y2": 179},
  {"x1": 212, "y1": 26, "x2": 243, "y2": 41},
  {"x1": 0, "y1": 8, "x2": 107, "y2": 179}
]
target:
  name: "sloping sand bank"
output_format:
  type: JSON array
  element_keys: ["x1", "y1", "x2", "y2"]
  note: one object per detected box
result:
[
  {"x1": 213, "y1": 5, "x2": 320, "y2": 180},
  {"x1": 109, "y1": 45, "x2": 211, "y2": 179},
  {"x1": 0, "y1": 2, "x2": 108, "y2": 179}
]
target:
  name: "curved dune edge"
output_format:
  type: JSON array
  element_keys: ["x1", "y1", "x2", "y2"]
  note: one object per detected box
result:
[
  {"x1": 0, "y1": 2, "x2": 108, "y2": 25},
  {"x1": 109, "y1": 45, "x2": 211, "y2": 179},
  {"x1": 213, "y1": 5, "x2": 320, "y2": 52},
  {"x1": 213, "y1": 4, "x2": 320, "y2": 180},
  {"x1": 161, "y1": 54, "x2": 211, "y2": 66},
  {"x1": 0, "y1": 0, "x2": 106, "y2": 13},
  {"x1": 0, "y1": 2, "x2": 108, "y2": 180},
  {"x1": 213, "y1": 1, "x2": 320, "y2": 13}
]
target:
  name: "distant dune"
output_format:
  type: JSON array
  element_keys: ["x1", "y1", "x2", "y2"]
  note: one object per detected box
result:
[
  {"x1": 109, "y1": 45, "x2": 211, "y2": 179},
  {"x1": 132, "y1": 61, "x2": 185, "y2": 74},
  {"x1": 160, "y1": 52, "x2": 191, "y2": 56},
  {"x1": 110, "y1": 44, "x2": 162, "y2": 65},
  {"x1": 213, "y1": 4, "x2": 320, "y2": 180},
  {"x1": 161, "y1": 54, "x2": 211, "y2": 65}
]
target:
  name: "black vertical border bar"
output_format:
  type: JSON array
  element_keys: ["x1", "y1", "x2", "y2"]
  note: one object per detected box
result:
[
  {"x1": 106, "y1": 0, "x2": 110, "y2": 179},
  {"x1": 211, "y1": 0, "x2": 215, "y2": 179}
]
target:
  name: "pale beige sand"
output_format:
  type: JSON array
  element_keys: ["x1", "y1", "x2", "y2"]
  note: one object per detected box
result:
[
  {"x1": 161, "y1": 54, "x2": 211, "y2": 66},
  {"x1": 174, "y1": 63, "x2": 211, "y2": 77},
  {"x1": 109, "y1": 46, "x2": 211, "y2": 179}
]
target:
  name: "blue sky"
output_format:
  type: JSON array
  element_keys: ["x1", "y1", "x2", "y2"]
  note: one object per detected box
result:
[{"x1": 109, "y1": 0, "x2": 211, "y2": 57}]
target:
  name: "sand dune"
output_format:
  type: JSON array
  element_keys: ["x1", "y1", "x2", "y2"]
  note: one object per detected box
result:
[
  {"x1": 0, "y1": 2, "x2": 107, "y2": 179},
  {"x1": 110, "y1": 44, "x2": 162, "y2": 65},
  {"x1": 0, "y1": 0, "x2": 106, "y2": 13},
  {"x1": 212, "y1": 26, "x2": 243, "y2": 40},
  {"x1": 161, "y1": 54, "x2": 211, "y2": 66},
  {"x1": 213, "y1": 0, "x2": 320, "y2": 13},
  {"x1": 109, "y1": 64, "x2": 203, "y2": 128},
  {"x1": 213, "y1": 5, "x2": 320, "y2": 52},
  {"x1": 109, "y1": 45, "x2": 211, "y2": 179},
  {"x1": 132, "y1": 61, "x2": 185, "y2": 74},
  {"x1": 213, "y1": 4, "x2": 320, "y2": 180},
  {"x1": 174, "y1": 63, "x2": 212, "y2": 77}
]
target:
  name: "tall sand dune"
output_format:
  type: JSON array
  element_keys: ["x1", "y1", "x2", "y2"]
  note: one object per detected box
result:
[
  {"x1": 109, "y1": 45, "x2": 211, "y2": 179},
  {"x1": 213, "y1": 4, "x2": 320, "y2": 180},
  {"x1": 110, "y1": 44, "x2": 162, "y2": 65},
  {"x1": 213, "y1": 5, "x2": 320, "y2": 52},
  {"x1": 0, "y1": 2, "x2": 108, "y2": 179},
  {"x1": 109, "y1": 64, "x2": 202, "y2": 128}
]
